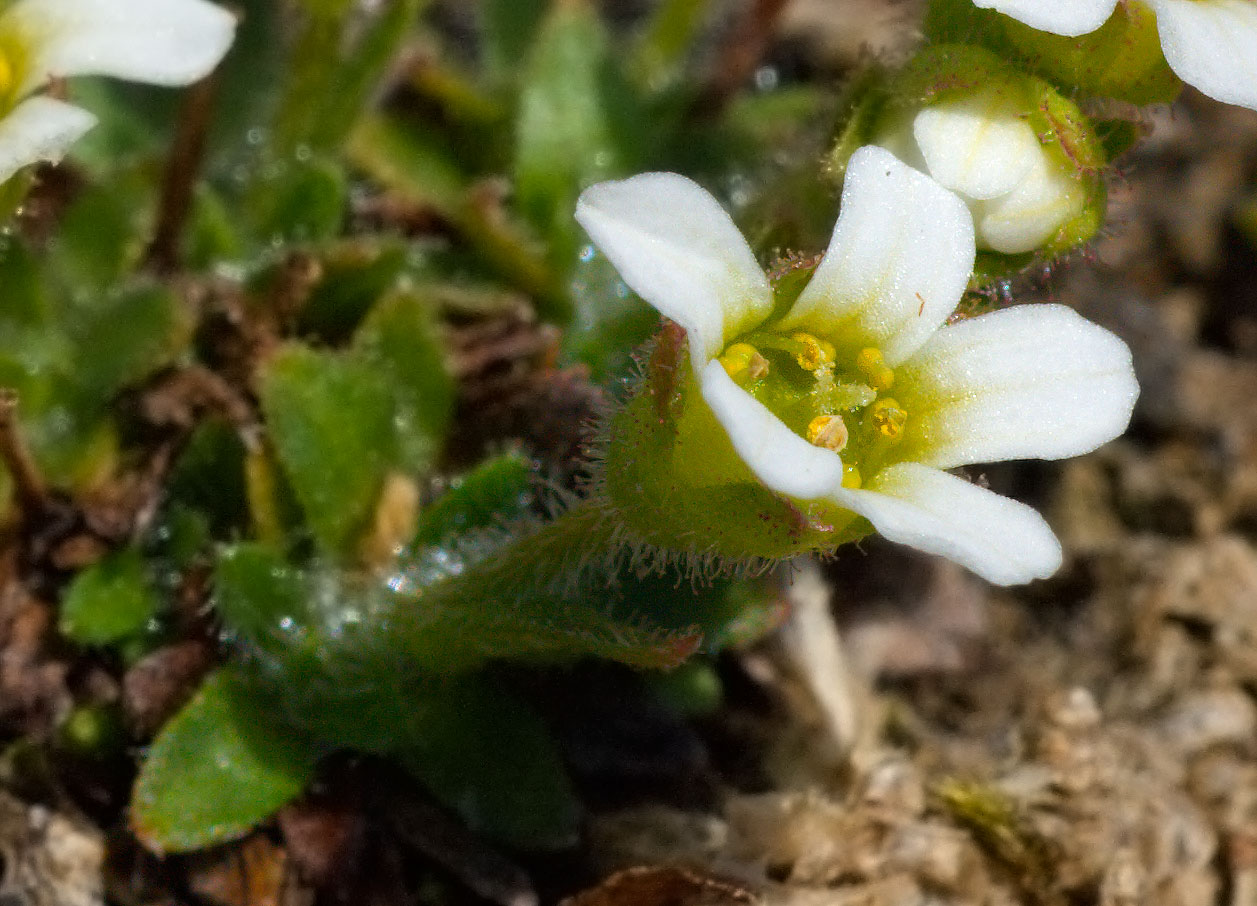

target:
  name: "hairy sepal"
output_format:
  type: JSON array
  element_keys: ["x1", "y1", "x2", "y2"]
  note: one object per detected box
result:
[{"x1": 602, "y1": 334, "x2": 869, "y2": 563}]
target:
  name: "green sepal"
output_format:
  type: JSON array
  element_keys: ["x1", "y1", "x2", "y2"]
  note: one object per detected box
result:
[
  {"x1": 922, "y1": 0, "x2": 1013, "y2": 47},
  {"x1": 829, "y1": 44, "x2": 1032, "y2": 180},
  {"x1": 923, "y1": 0, "x2": 1180, "y2": 106},
  {"x1": 603, "y1": 328, "x2": 868, "y2": 562},
  {"x1": 824, "y1": 64, "x2": 892, "y2": 183},
  {"x1": 998, "y1": 1, "x2": 1181, "y2": 106}
]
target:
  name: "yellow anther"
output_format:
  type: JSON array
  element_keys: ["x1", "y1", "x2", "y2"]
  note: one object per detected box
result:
[
  {"x1": 720, "y1": 343, "x2": 769, "y2": 383},
  {"x1": 0, "y1": 54, "x2": 12, "y2": 100},
  {"x1": 856, "y1": 346, "x2": 895, "y2": 391},
  {"x1": 790, "y1": 332, "x2": 834, "y2": 372},
  {"x1": 806, "y1": 415, "x2": 848, "y2": 452},
  {"x1": 855, "y1": 347, "x2": 883, "y2": 373},
  {"x1": 869, "y1": 397, "x2": 907, "y2": 440},
  {"x1": 841, "y1": 464, "x2": 862, "y2": 489}
]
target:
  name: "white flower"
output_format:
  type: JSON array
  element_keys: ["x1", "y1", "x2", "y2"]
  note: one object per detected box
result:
[
  {"x1": 0, "y1": 0, "x2": 237, "y2": 184},
  {"x1": 577, "y1": 146, "x2": 1139, "y2": 586},
  {"x1": 877, "y1": 88, "x2": 1090, "y2": 254},
  {"x1": 975, "y1": 0, "x2": 1257, "y2": 111}
]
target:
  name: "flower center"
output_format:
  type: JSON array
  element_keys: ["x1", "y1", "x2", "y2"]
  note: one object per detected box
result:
[{"x1": 718, "y1": 330, "x2": 910, "y2": 489}]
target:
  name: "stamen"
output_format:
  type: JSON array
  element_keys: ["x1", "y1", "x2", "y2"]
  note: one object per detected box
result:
[
  {"x1": 842, "y1": 464, "x2": 862, "y2": 489},
  {"x1": 720, "y1": 343, "x2": 770, "y2": 383},
  {"x1": 807, "y1": 414, "x2": 849, "y2": 452},
  {"x1": 868, "y1": 398, "x2": 907, "y2": 440},
  {"x1": 0, "y1": 55, "x2": 12, "y2": 100},
  {"x1": 855, "y1": 346, "x2": 895, "y2": 391},
  {"x1": 790, "y1": 332, "x2": 835, "y2": 372}
]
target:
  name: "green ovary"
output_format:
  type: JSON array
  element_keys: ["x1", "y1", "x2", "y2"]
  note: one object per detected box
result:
[{"x1": 718, "y1": 328, "x2": 912, "y2": 490}]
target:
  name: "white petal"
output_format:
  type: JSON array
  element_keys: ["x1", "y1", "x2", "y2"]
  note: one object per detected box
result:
[
  {"x1": 0, "y1": 96, "x2": 95, "y2": 185},
  {"x1": 970, "y1": 148, "x2": 1085, "y2": 254},
  {"x1": 912, "y1": 91, "x2": 1040, "y2": 201},
  {"x1": 832, "y1": 462, "x2": 1063, "y2": 585},
  {"x1": 781, "y1": 145, "x2": 974, "y2": 366},
  {"x1": 1150, "y1": 0, "x2": 1257, "y2": 112},
  {"x1": 898, "y1": 304, "x2": 1139, "y2": 469},
  {"x1": 4, "y1": 0, "x2": 237, "y2": 93},
  {"x1": 973, "y1": 0, "x2": 1117, "y2": 35},
  {"x1": 699, "y1": 361, "x2": 846, "y2": 500},
  {"x1": 576, "y1": 174, "x2": 773, "y2": 367}
]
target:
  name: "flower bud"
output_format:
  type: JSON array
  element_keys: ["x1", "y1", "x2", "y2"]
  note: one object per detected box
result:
[{"x1": 833, "y1": 44, "x2": 1108, "y2": 271}]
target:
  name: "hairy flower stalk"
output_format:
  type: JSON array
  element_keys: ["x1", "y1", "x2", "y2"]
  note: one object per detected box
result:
[
  {"x1": 577, "y1": 147, "x2": 1138, "y2": 586},
  {"x1": 972, "y1": 0, "x2": 1257, "y2": 112},
  {"x1": 0, "y1": 0, "x2": 236, "y2": 185}
]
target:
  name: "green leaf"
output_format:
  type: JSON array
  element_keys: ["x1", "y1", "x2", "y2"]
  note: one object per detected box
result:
[
  {"x1": 514, "y1": 0, "x2": 643, "y2": 271},
  {"x1": 215, "y1": 548, "x2": 587, "y2": 850},
  {"x1": 186, "y1": 186, "x2": 248, "y2": 269},
  {"x1": 482, "y1": 0, "x2": 548, "y2": 83},
  {"x1": 348, "y1": 114, "x2": 467, "y2": 218},
  {"x1": 413, "y1": 452, "x2": 533, "y2": 547},
  {"x1": 258, "y1": 343, "x2": 398, "y2": 554},
  {"x1": 347, "y1": 115, "x2": 569, "y2": 321},
  {"x1": 217, "y1": 511, "x2": 700, "y2": 703},
  {"x1": 215, "y1": 544, "x2": 419, "y2": 751},
  {"x1": 353, "y1": 292, "x2": 453, "y2": 474},
  {"x1": 274, "y1": 0, "x2": 427, "y2": 155},
  {"x1": 59, "y1": 548, "x2": 159, "y2": 645},
  {"x1": 380, "y1": 503, "x2": 704, "y2": 673},
  {"x1": 249, "y1": 156, "x2": 348, "y2": 246},
  {"x1": 166, "y1": 419, "x2": 250, "y2": 538},
  {"x1": 63, "y1": 80, "x2": 169, "y2": 175},
  {"x1": 66, "y1": 284, "x2": 192, "y2": 404},
  {"x1": 47, "y1": 167, "x2": 156, "y2": 295},
  {"x1": 298, "y1": 241, "x2": 411, "y2": 341},
  {"x1": 214, "y1": 544, "x2": 310, "y2": 662},
  {"x1": 131, "y1": 668, "x2": 317, "y2": 853},
  {"x1": 396, "y1": 674, "x2": 580, "y2": 850},
  {"x1": 632, "y1": 0, "x2": 711, "y2": 87},
  {"x1": 0, "y1": 238, "x2": 55, "y2": 334}
]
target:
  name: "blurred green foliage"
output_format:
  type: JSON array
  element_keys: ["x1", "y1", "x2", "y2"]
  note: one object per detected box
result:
[{"x1": 0, "y1": 0, "x2": 830, "y2": 853}]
